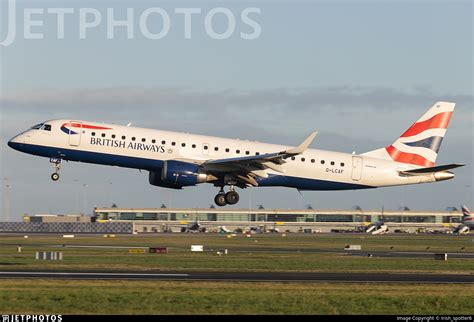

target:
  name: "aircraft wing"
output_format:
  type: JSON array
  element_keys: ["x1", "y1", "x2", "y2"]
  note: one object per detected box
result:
[{"x1": 201, "y1": 132, "x2": 317, "y2": 182}]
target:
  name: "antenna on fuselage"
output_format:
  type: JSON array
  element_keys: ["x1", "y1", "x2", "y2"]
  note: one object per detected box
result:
[{"x1": 126, "y1": 123, "x2": 132, "y2": 127}]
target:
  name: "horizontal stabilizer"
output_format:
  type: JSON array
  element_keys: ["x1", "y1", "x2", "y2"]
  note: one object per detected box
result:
[{"x1": 399, "y1": 163, "x2": 464, "y2": 175}]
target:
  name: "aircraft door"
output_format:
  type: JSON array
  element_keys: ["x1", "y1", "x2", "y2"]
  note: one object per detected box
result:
[
  {"x1": 68, "y1": 121, "x2": 82, "y2": 147},
  {"x1": 351, "y1": 156, "x2": 363, "y2": 181}
]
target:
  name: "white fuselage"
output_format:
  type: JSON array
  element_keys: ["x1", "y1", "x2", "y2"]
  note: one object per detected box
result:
[{"x1": 8, "y1": 119, "x2": 448, "y2": 191}]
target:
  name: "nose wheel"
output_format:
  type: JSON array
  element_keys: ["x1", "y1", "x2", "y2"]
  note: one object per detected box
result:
[
  {"x1": 214, "y1": 187, "x2": 240, "y2": 207},
  {"x1": 50, "y1": 158, "x2": 62, "y2": 182}
]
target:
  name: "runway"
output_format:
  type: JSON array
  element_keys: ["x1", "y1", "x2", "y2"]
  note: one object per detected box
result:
[{"x1": 0, "y1": 271, "x2": 473, "y2": 283}]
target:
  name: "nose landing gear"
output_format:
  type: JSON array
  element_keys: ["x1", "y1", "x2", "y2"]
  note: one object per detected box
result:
[{"x1": 50, "y1": 158, "x2": 62, "y2": 182}]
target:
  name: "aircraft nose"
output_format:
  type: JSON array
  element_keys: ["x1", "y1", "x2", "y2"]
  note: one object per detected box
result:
[{"x1": 7, "y1": 135, "x2": 23, "y2": 151}]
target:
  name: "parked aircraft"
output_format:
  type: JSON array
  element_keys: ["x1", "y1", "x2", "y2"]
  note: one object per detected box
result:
[
  {"x1": 453, "y1": 205, "x2": 473, "y2": 234},
  {"x1": 177, "y1": 216, "x2": 206, "y2": 233},
  {"x1": 8, "y1": 102, "x2": 463, "y2": 206},
  {"x1": 364, "y1": 221, "x2": 389, "y2": 235}
]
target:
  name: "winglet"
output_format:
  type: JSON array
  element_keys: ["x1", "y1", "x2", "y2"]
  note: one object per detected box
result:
[{"x1": 286, "y1": 131, "x2": 317, "y2": 155}]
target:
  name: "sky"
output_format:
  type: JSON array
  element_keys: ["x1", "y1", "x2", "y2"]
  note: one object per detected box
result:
[{"x1": 0, "y1": 0, "x2": 472, "y2": 221}]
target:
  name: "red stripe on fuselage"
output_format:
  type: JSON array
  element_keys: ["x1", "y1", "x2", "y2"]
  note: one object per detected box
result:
[
  {"x1": 400, "y1": 111, "x2": 452, "y2": 138},
  {"x1": 62, "y1": 123, "x2": 112, "y2": 130},
  {"x1": 385, "y1": 145, "x2": 434, "y2": 167}
]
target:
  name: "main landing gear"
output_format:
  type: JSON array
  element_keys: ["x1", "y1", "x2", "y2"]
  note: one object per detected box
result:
[
  {"x1": 214, "y1": 187, "x2": 240, "y2": 207},
  {"x1": 50, "y1": 158, "x2": 62, "y2": 181}
]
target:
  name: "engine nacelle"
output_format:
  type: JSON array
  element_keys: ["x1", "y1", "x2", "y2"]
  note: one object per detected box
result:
[{"x1": 149, "y1": 161, "x2": 212, "y2": 189}]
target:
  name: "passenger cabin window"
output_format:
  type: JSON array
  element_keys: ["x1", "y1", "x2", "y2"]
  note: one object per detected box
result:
[
  {"x1": 214, "y1": 147, "x2": 219, "y2": 151},
  {"x1": 204, "y1": 146, "x2": 209, "y2": 150},
  {"x1": 236, "y1": 149, "x2": 240, "y2": 154},
  {"x1": 132, "y1": 137, "x2": 136, "y2": 141},
  {"x1": 43, "y1": 124, "x2": 51, "y2": 131},
  {"x1": 142, "y1": 138, "x2": 146, "y2": 142},
  {"x1": 101, "y1": 133, "x2": 106, "y2": 138},
  {"x1": 152, "y1": 139, "x2": 156, "y2": 144},
  {"x1": 122, "y1": 136, "x2": 126, "y2": 140},
  {"x1": 172, "y1": 142, "x2": 176, "y2": 146},
  {"x1": 225, "y1": 148, "x2": 230, "y2": 153},
  {"x1": 341, "y1": 162, "x2": 345, "y2": 167},
  {"x1": 256, "y1": 152, "x2": 260, "y2": 156},
  {"x1": 92, "y1": 132, "x2": 96, "y2": 136},
  {"x1": 330, "y1": 161, "x2": 335, "y2": 166},
  {"x1": 301, "y1": 158, "x2": 306, "y2": 162},
  {"x1": 192, "y1": 144, "x2": 196, "y2": 148},
  {"x1": 246, "y1": 151, "x2": 250, "y2": 155},
  {"x1": 311, "y1": 159, "x2": 315, "y2": 163},
  {"x1": 321, "y1": 160, "x2": 325, "y2": 164},
  {"x1": 181, "y1": 143, "x2": 186, "y2": 147},
  {"x1": 112, "y1": 135, "x2": 116, "y2": 139},
  {"x1": 291, "y1": 157, "x2": 295, "y2": 161},
  {"x1": 162, "y1": 140, "x2": 166, "y2": 145}
]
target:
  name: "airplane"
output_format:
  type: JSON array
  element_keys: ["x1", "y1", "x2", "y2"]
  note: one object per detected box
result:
[
  {"x1": 180, "y1": 218, "x2": 206, "y2": 233},
  {"x1": 8, "y1": 101, "x2": 464, "y2": 207},
  {"x1": 176, "y1": 216, "x2": 232, "y2": 233},
  {"x1": 363, "y1": 221, "x2": 389, "y2": 235},
  {"x1": 453, "y1": 205, "x2": 473, "y2": 234},
  {"x1": 358, "y1": 207, "x2": 389, "y2": 234}
]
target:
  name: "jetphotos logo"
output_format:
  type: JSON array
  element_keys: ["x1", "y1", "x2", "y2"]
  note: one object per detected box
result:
[{"x1": 0, "y1": 0, "x2": 262, "y2": 47}]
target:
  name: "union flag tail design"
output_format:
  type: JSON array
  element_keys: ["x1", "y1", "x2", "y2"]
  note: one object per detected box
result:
[
  {"x1": 462, "y1": 205, "x2": 472, "y2": 220},
  {"x1": 363, "y1": 102, "x2": 455, "y2": 167}
]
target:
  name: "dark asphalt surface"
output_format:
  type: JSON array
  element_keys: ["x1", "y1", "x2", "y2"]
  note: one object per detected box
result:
[{"x1": 0, "y1": 271, "x2": 473, "y2": 283}]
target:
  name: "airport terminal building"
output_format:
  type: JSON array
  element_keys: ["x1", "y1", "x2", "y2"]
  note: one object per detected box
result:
[
  {"x1": 1, "y1": 207, "x2": 463, "y2": 234},
  {"x1": 91, "y1": 207, "x2": 464, "y2": 233}
]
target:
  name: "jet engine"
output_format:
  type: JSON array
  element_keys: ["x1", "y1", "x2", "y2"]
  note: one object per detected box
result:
[{"x1": 149, "y1": 160, "x2": 216, "y2": 189}]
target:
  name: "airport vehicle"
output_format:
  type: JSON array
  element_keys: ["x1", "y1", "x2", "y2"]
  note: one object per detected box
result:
[
  {"x1": 8, "y1": 102, "x2": 464, "y2": 206},
  {"x1": 453, "y1": 205, "x2": 473, "y2": 234}
]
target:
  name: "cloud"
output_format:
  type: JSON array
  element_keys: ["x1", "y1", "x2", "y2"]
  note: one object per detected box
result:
[{"x1": 2, "y1": 85, "x2": 471, "y2": 114}]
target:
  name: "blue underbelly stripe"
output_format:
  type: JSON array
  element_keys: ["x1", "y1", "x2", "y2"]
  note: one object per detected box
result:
[{"x1": 9, "y1": 142, "x2": 374, "y2": 191}]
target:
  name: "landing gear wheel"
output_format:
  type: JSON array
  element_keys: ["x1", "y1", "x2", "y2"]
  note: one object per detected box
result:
[
  {"x1": 51, "y1": 173, "x2": 60, "y2": 181},
  {"x1": 214, "y1": 194, "x2": 227, "y2": 207},
  {"x1": 225, "y1": 191, "x2": 239, "y2": 205}
]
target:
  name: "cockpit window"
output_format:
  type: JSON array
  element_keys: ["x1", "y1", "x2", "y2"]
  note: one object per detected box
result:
[
  {"x1": 43, "y1": 124, "x2": 52, "y2": 131},
  {"x1": 31, "y1": 123, "x2": 44, "y2": 130}
]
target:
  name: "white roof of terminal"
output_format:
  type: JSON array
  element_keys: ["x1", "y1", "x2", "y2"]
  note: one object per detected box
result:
[{"x1": 93, "y1": 208, "x2": 460, "y2": 216}]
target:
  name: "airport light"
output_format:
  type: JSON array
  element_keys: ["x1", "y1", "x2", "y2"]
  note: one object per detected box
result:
[
  {"x1": 107, "y1": 181, "x2": 113, "y2": 207},
  {"x1": 82, "y1": 184, "x2": 88, "y2": 215},
  {"x1": 3, "y1": 179, "x2": 11, "y2": 222},
  {"x1": 465, "y1": 185, "x2": 471, "y2": 205}
]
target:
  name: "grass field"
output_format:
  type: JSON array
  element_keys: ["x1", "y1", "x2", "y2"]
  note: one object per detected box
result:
[
  {"x1": 0, "y1": 233, "x2": 473, "y2": 273},
  {"x1": 1, "y1": 279, "x2": 474, "y2": 315},
  {"x1": 0, "y1": 233, "x2": 473, "y2": 314}
]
